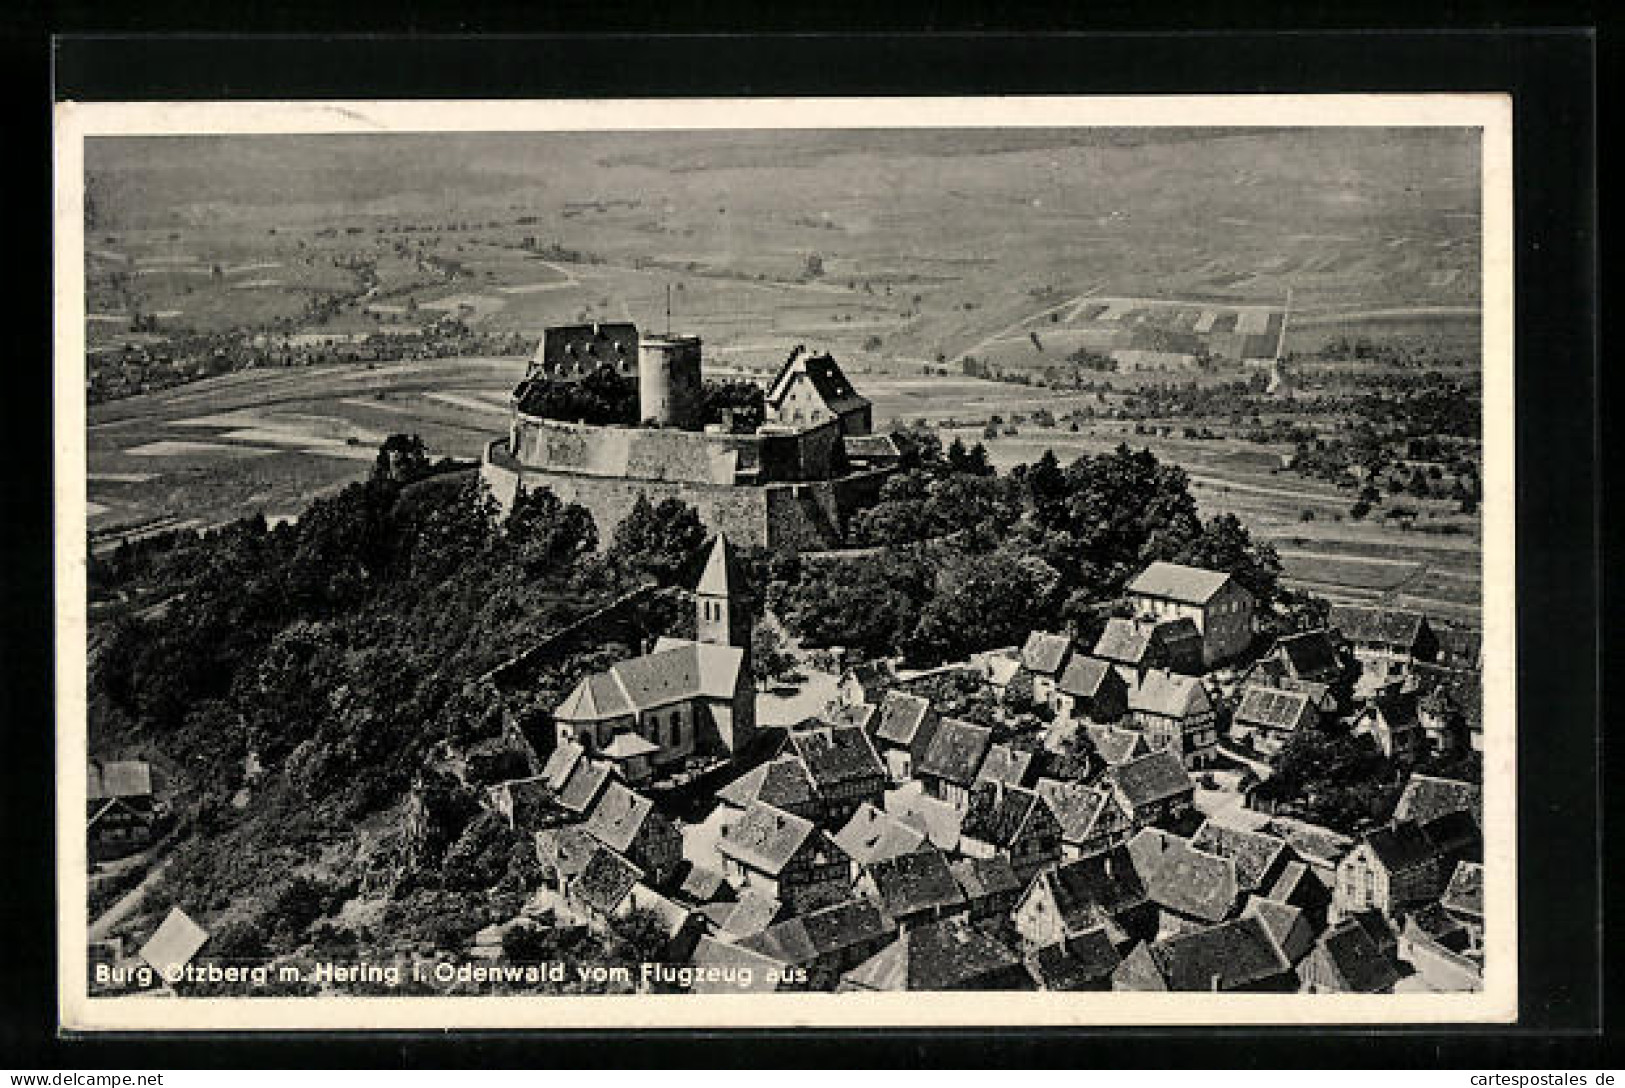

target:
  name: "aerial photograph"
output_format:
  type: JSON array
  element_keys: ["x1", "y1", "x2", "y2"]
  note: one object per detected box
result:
[{"x1": 77, "y1": 124, "x2": 1488, "y2": 1003}]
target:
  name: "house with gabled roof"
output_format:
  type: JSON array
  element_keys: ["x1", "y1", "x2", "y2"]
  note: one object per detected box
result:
[
  {"x1": 1085, "y1": 723, "x2": 1150, "y2": 768},
  {"x1": 1025, "y1": 928, "x2": 1122, "y2": 991},
  {"x1": 1301, "y1": 917, "x2": 1402, "y2": 993},
  {"x1": 973, "y1": 743, "x2": 1036, "y2": 791},
  {"x1": 717, "y1": 800, "x2": 848, "y2": 916},
  {"x1": 1439, "y1": 860, "x2": 1484, "y2": 952},
  {"x1": 87, "y1": 759, "x2": 159, "y2": 860},
  {"x1": 854, "y1": 846, "x2": 967, "y2": 930},
  {"x1": 534, "y1": 824, "x2": 600, "y2": 891},
  {"x1": 830, "y1": 702, "x2": 879, "y2": 733},
  {"x1": 1036, "y1": 778, "x2": 1134, "y2": 861},
  {"x1": 1230, "y1": 684, "x2": 1318, "y2": 757},
  {"x1": 1018, "y1": 630, "x2": 1075, "y2": 707},
  {"x1": 839, "y1": 917, "x2": 1032, "y2": 992},
  {"x1": 1240, "y1": 895, "x2": 1317, "y2": 964},
  {"x1": 555, "y1": 756, "x2": 616, "y2": 819},
  {"x1": 1352, "y1": 691, "x2": 1425, "y2": 760},
  {"x1": 1329, "y1": 604, "x2": 1439, "y2": 693},
  {"x1": 1259, "y1": 628, "x2": 1347, "y2": 686},
  {"x1": 1190, "y1": 822, "x2": 1295, "y2": 898},
  {"x1": 1129, "y1": 828, "x2": 1241, "y2": 936},
  {"x1": 959, "y1": 781, "x2": 1063, "y2": 884},
  {"x1": 1392, "y1": 773, "x2": 1481, "y2": 829},
  {"x1": 870, "y1": 690, "x2": 939, "y2": 782},
  {"x1": 949, "y1": 856, "x2": 1023, "y2": 923},
  {"x1": 1331, "y1": 814, "x2": 1480, "y2": 922},
  {"x1": 831, "y1": 803, "x2": 929, "y2": 873},
  {"x1": 1126, "y1": 561, "x2": 1256, "y2": 666},
  {"x1": 1127, "y1": 668, "x2": 1219, "y2": 768},
  {"x1": 916, "y1": 718, "x2": 994, "y2": 811},
  {"x1": 583, "y1": 780, "x2": 683, "y2": 888},
  {"x1": 1105, "y1": 748, "x2": 1196, "y2": 829},
  {"x1": 1111, "y1": 916, "x2": 1295, "y2": 992},
  {"x1": 1055, "y1": 654, "x2": 1129, "y2": 725},
  {"x1": 737, "y1": 897, "x2": 897, "y2": 989},
  {"x1": 566, "y1": 842, "x2": 645, "y2": 925},
  {"x1": 765, "y1": 348, "x2": 873, "y2": 437},
  {"x1": 789, "y1": 724, "x2": 888, "y2": 824},
  {"x1": 698, "y1": 888, "x2": 784, "y2": 943},
  {"x1": 884, "y1": 789, "x2": 964, "y2": 854},
  {"x1": 1012, "y1": 847, "x2": 1154, "y2": 952},
  {"x1": 1093, "y1": 617, "x2": 1168, "y2": 687},
  {"x1": 717, "y1": 754, "x2": 822, "y2": 823}
]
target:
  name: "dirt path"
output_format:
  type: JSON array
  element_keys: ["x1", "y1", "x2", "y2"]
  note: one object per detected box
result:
[{"x1": 949, "y1": 286, "x2": 1102, "y2": 366}]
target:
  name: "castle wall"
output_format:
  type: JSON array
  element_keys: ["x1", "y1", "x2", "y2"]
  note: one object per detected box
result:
[
  {"x1": 510, "y1": 415, "x2": 845, "y2": 487},
  {"x1": 483, "y1": 450, "x2": 893, "y2": 552}
]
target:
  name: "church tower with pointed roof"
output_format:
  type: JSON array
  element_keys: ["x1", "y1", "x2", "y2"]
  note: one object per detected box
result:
[{"x1": 695, "y1": 532, "x2": 751, "y2": 654}]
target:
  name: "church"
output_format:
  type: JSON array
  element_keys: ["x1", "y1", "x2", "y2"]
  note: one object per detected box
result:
[{"x1": 552, "y1": 535, "x2": 757, "y2": 782}]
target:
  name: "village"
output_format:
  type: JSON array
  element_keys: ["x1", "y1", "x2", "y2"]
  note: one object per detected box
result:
[{"x1": 89, "y1": 330, "x2": 1485, "y2": 998}]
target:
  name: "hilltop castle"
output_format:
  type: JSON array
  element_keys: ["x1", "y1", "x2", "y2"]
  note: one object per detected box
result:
[{"x1": 480, "y1": 322, "x2": 900, "y2": 549}]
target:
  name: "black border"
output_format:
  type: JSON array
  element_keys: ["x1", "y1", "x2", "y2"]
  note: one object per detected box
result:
[{"x1": 4, "y1": 29, "x2": 1604, "y2": 1067}]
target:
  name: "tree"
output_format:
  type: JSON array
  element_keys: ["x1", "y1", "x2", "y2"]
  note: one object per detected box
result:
[
  {"x1": 372, "y1": 433, "x2": 432, "y2": 485},
  {"x1": 606, "y1": 495, "x2": 706, "y2": 586},
  {"x1": 751, "y1": 624, "x2": 797, "y2": 690}
]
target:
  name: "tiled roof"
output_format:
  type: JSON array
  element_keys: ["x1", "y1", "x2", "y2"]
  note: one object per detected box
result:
[
  {"x1": 1111, "y1": 749, "x2": 1194, "y2": 809},
  {"x1": 88, "y1": 760, "x2": 153, "y2": 801},
  {"x1": 1233, "y1": 685, "x2": 1315, "y2": 732},
  {"x1": 1086, "y1": 724, "x2": 1148, "y2": 766},
  {"x1": 1026, "y1": 929, "x2": 1122, "y2": 990},
  {"x1": 1020, "y1": 631, "x2": 1074, "y2": 676},
  {"x1": 1093, "y1": 618, "x2": 1157, "y2": 667},
  {"x1": 1041, "y1": 848, "x2": 1149, "y2": 931},
  {"x1": 973, "y1": 744, "x2": 1034, "y2": 791},
  {"x1": 708, "y1": 890, "x2": 783, "y2": 939},
  {"x1": 610, "y1": 642, "x2": 746, "y2": 712},
  {"x1": 1329, "y1": 604, "x2": 1429, "y2": 649},
  {"x1": 917, "y1": 718, "x2": 993, "y2": 786},
  {"x1": 600, "y1": 732, "x2": 661, "y2": 761},
  {"x1": 1361, "y1": 820, "x2": 1439, "y2": 873},
  {"x1": 832, "y1": 803, "x2": 927, "y2": 866},
  {"x1": 1420, "y1": 810, "x2": 1480, "y2": 857},
  {"x1": 739, "y1": 898, "x2": 895, "y2": 966},
  {"x1": 539, "y1": 739, "x2": 585, "y2": 790},
  {"x1": 1274, "y1": 629, "x2": 1343, "y2": 681},
  {"x1": 1128, "y1": 669, "x2": 1209, "y2": 720},
  {"x1": 843, "y1": 433, "x2": 902, "y2": 460},
  {"x1": 717, "y1": 755, "x2": 819, "y2": 815},
  {"x1": 1154, "y1": 617, "x2": 1204, "y2": 650},
  {"x1": 885, "y1": 791, "x2": 964, "y2": 852},
  {"x1": 583, "y1": 780, "x2": 662, "y2": 855},
  {"x1": 1440, "y1": 861, "x2": 1484, "y2": 921},
  {"x1": 1035, "y1": 779, "x2": 1118, "y2": 844},
  {"x1": 572, "y1": 845, "x2": 643, "y2": 915},
  {"x1": 717, "y1": 801, "x2": 817, "y2": 876},
  {"x1": 1057, "y1": 655, "x2": 1115, "y2": 699},
  {"x1": 949, "y1": 856, "x2": 1022, "y2": 903},
  {"x1": 556, "y1": 757, "x2": 614, "y2": 816},
  {"x1": 874, "y1": 690, "x2": 933, "y2": 747},
  {"x1": 1131, "y1": 829, "x2": 1239, "y2": 923},
  {"x1": 790, "y1": 726, "x2": 886, "y2": 792},
  {"x1": 676, "y1": 863, "x2": 728, "y2": 904},
  {"x1": 1314, "y1": 918, "x2": 1400, "y2": 993},
  {"x1": 688, "y1": 936, "x2": 790, "y2": 993},
  {"x1": 1365, "y1": 691, "x2": 1422, "y2": 731},
  {"x1": 1190, "y1": 823, "x2": 1292, "y2": 894},
  {"x1": 1240, "y1": 895, "x2": 1312, "y2": 962},
  {"x1": 1148, "y1": 916, "x2": 1291, "y2": 991},
  {"x1": 862, "y1": 848, "x2": 966, "y2": 918},
  {"x1": 1262, "y1": 818, "x2": 1354, "y2": 869},
  {"x1": 1128, "y1": 561, "x2": 1234, "y2": 605},
  {"x1": 1393, "y1": 773, "x2": 1481, "y2": 827},
  {"x1": 842, "y1": 917, "x2": 1024, "y2": 991},
  {"x1": 766, "y1": 352, "x2": 870, "y2": 416},
  {"x1": 961, "y1": 782, "x2": 1045, "y2": 850},
  {"x1": 554, "y1": 671, "x2": 633, "y2": 723}
]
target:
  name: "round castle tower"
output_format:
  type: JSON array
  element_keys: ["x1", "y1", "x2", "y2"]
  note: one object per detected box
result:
[{"x1": 638, "y1": 335, "x2": 703, "y2": 429}]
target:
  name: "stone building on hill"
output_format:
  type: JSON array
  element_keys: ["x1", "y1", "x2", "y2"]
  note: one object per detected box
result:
[
  {"x1": 1125, "y1": 561, "x2": 1256, "y2": 666},
  {"x1": 482, "y1": 324, "x2": 899, "y2": 549}
]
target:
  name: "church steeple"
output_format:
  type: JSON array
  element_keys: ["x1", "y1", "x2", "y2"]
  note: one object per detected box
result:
[{"x1": 695, "y1": 533, "x2": 749, "y2": 650}]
